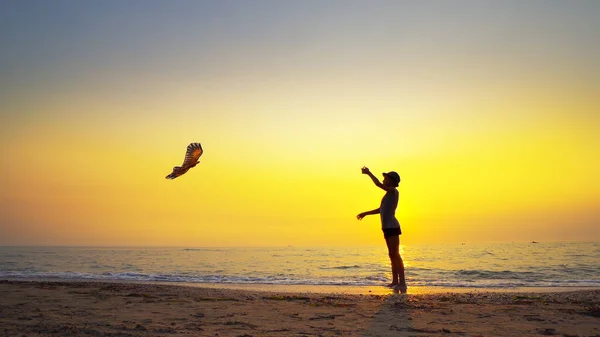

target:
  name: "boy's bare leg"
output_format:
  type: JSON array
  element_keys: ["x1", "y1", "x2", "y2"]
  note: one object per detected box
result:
[
  {"x1": 397, "y1": 255, "x2": 406, "y2": 292},
  {"x1": 386, "y1": 235, "x2": 407, "y2": 293},
  {"x1": 386, "y1": 236, "x2": 400, "y2": 287}
]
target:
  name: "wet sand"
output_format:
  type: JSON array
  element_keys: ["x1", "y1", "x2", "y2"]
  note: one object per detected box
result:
[{"x1": 0, "y1": 280, "x2": 599, "y2": 336}]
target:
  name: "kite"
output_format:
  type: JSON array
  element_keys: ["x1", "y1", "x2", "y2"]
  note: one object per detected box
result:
[{"x1": 165, "y1": 142, "x2": 203, "y2": 179}]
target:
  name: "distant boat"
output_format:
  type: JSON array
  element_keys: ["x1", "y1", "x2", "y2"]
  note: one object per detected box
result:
[{"x1": 531, "y1": 241, "x2": 538, "y2": 244}]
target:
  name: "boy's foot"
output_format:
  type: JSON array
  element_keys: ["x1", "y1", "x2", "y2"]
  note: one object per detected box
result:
[
  {"x1": 393, "y1": 284, "x2": 407, "y2": 294},
  {"x1": 386, "y1": 282, "x2": 398, "y2": 288}
]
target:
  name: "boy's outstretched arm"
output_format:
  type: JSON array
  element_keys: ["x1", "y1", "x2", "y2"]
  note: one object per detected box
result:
[
  {"x1": 357, "y1": 208, "x2": 380, "y2": 220},
  {"x1": 362, "y1": 166, "x2": 393, "y2": 191}
]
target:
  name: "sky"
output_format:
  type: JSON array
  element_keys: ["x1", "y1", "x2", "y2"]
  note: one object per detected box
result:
[{"x1": 1, "y1": 0, "x2": 599, "y2": 247}]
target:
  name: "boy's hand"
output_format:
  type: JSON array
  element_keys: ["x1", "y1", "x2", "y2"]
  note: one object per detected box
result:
[
  {"x1": 357, "y1": 212, "x2": 366, "y2": 220},
  {"x1": 361, "y1": 166, "x2": 370, "y2": 175}
]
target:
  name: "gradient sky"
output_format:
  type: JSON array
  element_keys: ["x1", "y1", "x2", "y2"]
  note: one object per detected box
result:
[{"x1": 1, "y1": 0, "x2": 599, "y2": 246}]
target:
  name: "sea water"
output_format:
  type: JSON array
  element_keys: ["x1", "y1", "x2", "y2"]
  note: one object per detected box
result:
[{"x1": 0, "y1": 242, "x2": 598, "y2": 291}]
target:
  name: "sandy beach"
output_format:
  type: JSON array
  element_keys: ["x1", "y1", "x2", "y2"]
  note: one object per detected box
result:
[{"x1": 0, "y1": 280, "x2": 598, "y2": 336}]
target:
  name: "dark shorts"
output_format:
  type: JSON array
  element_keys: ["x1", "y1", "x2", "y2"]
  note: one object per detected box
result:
[{"x1": 382, "y1": 227, "x2": 401, "y2": 239}]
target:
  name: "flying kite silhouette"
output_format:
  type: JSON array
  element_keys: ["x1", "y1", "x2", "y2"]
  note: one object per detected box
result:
[{"x1": 165, "y1": 143, "x2": 203, "y2": 179}]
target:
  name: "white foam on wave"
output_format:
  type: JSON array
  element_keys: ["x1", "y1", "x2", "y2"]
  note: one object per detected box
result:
[{"x1": 2, "y1": 270, "x2": 600, "y2": 288}]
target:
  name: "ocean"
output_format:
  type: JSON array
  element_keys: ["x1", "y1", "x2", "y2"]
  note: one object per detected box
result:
[{"x1": 1, "y1": 242, "x2": 598, "y2": 292}]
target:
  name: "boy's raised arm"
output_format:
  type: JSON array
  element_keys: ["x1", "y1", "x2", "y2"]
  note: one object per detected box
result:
[{"x1": 362, "y1": 166, "x2": 393, "y2": 191}]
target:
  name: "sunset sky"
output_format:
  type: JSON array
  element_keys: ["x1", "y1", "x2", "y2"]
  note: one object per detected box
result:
[{"x1": 1, "y1": 1, "x2": 599, "y2": 246}]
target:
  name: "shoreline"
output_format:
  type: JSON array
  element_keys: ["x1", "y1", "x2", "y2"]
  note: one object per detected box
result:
[
  {"x1": 179, "y1": 282, "x2": 600, "y2": 295},
  {"x1": 2, "y1": 277, "x2": 599, "y2": 295},
  {"x1": 1, "y1": 279, "x2": 599, "y2": 336}
]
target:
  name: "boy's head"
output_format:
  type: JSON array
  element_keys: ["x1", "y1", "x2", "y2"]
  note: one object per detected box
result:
[{"x1": 383, "y1": 171, "x2": 401, "y2": 187}]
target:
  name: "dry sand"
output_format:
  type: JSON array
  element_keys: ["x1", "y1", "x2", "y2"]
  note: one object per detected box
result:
[{"x1": 0, "y1": 280, "x2": 599, "y2": 336}]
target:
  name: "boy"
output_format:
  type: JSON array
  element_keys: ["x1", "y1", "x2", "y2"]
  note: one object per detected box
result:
[{"x1": 357, "y1": 166, "x2": 407, "y2": 293}]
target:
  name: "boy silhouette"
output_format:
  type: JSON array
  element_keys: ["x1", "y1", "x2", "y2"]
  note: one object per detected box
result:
[{"x1": 357, "y1": 166, "x2": 407, "y2": 293}]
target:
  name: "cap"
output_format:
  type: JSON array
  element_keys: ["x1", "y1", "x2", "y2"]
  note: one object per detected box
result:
[{"x1": 383, "y1": 171, "x2": 401, "y2": 185}]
